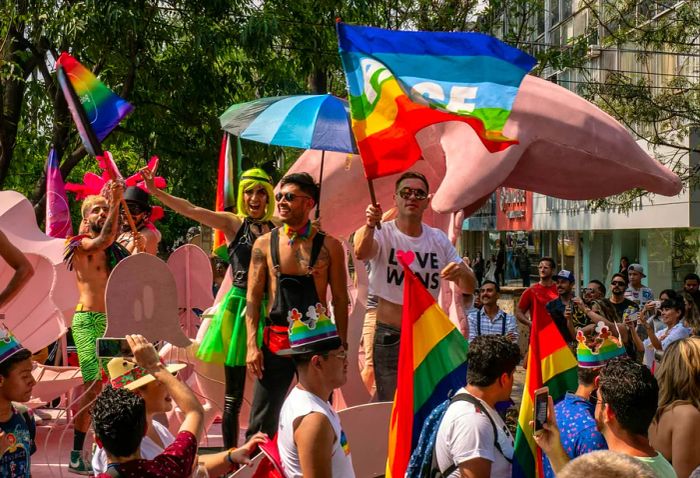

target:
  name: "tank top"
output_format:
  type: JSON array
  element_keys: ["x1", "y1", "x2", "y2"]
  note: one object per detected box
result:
[
  {"x1": 278, "y1": 387, "x2": 355, "y2": 478},
  {"x1": 227, "y1": 217, "x2": 274, "y2": 289}
]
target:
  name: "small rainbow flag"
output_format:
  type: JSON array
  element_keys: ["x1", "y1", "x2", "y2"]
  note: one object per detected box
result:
[
  {"x1": 56, "y1": 52, "x2": 133, "y2": 156},
  {"x1": 513, "y1": 293, "x2": 578, "y2": 478},
  {"x1": 386, "y1": 251, "x2": 468, "y2": 478},
  {"x1": 213, "y1": 133, "x2": 237, "y2": 259},
  {"x1": 337, "y1": 23, "x2": 536, "y2": 180}
]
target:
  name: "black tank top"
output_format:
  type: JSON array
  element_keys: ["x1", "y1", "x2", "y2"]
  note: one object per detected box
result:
[
  {"x1": 227, "y1": 217, "x2": 274, "y2": 289},
  {"x1": 267, "y1": 227, "x2": 326, "y2": 327}
]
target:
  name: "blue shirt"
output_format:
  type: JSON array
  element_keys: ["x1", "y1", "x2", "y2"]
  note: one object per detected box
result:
[
  {"x1": 0, "y1": 407, "x2": 36, "y2": 478},
  {"x1": 543, "y1": 393, "x2": 607, "y2": 478}
]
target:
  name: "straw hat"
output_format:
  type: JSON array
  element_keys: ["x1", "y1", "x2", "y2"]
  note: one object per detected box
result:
[{"x1": 106, "y1": 358, "x2": 186, "y2": 390}]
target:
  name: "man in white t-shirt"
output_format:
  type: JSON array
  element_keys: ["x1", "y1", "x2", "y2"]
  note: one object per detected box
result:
[
  {"x1": 435, "y1": 335, "x2": 520, "y2": 478},
  {"x1": 354, "y1": 171, "x2": 476, "y2": 401},
  {"x1": 277, "y1": 303, "x2": 355, "y2": 477},
  {"x1": 624, "y1": 264, "x2": 654, "y2": 306}
]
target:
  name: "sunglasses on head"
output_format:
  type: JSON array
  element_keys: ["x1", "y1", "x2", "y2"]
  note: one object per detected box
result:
[
  {"x1": 397, "y1": 187, "x2": 428, "y2": 200},
  {"x1": 275, "y1": 192, "x2": 311, "y2": 202}
]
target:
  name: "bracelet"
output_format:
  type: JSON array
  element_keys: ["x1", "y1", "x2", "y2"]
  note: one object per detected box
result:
[{"x1": 227, "y1": 448, "x2": 238, "y2": 470}]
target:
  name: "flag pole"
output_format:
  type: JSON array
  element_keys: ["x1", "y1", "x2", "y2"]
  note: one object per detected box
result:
[{"x1": 366, "y1": 178, "x2": 382, "y2": 230}]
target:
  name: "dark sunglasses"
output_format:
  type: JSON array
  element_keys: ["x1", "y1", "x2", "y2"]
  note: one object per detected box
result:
[
  {"x1": 397, "y1": 187, "x2": 428, "y2": 200},
  {"x1": 275, "y1": 192, "x2": 311, "y2": 202},
  {"x1": 611, "y1": 280, "x2": 626, "y2": 286}
]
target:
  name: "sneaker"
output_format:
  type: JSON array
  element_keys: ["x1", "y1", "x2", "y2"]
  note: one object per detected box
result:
[{"x1": 68, "y1": 450, "x2": 93, "y2": 475}]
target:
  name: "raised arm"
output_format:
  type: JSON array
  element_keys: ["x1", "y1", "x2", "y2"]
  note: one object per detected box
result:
[
  {"x1": 79, "y1": 182, "x2": 124, "y2": 254},
  {"x1": 0, "y1": 230, "x2": 34, "y2": 308},
  {"x1": 140, "y1": 167, "x2": 241, "y2": 241},
  {"x1": 246, "y1": 234, "x2": 269, "y2": 379},
  {"x1": 127, "y1": 334, "x2": 204, "y2": 440},
  {"x1": 354, "y1": 204, "x2": 381, "y2": 261},
  {"x1": 327, "y1": 237, "x2": 349, "y2": 345}
]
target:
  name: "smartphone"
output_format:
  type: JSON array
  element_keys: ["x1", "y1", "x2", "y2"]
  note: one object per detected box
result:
[
  {"x1": 96, "y1": 338, "x2": 132, "y2": 358},
  {"x1": 533, "y1": 386, "x2": 549, "y2": 432}
]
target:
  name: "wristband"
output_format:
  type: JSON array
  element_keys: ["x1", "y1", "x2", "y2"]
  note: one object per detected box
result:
[{"x1": 227, "y1": 448, "x2": 238, "y2": 470}]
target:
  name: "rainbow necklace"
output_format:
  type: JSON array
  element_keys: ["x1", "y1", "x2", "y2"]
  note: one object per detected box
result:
[{"x1": 283, "y1": 221, "x2": 312, "y2": 246}]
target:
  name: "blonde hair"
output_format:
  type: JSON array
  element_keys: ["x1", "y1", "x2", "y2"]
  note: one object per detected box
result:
[
  {"x1": 559, "y1": 451, "x2": 655, "y2": 478},
  {"x1": 236, "y1": 168, "x2": 275, "y2": 222},
  {"x1": 81, "y1": 195, "x2": 107, "y2": 219},
  {"x1": 655, "y1": 337, "x2": 700, "y2": 420}
]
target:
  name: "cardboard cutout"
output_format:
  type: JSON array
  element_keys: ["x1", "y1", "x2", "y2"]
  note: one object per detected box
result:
[{"x1": 105, "y1": 254, "x2": 191, "y2": 347}]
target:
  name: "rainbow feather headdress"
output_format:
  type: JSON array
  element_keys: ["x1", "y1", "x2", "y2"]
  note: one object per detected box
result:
[{"x1": 576, "y1": 322, "x2": 626, "y2": 368}]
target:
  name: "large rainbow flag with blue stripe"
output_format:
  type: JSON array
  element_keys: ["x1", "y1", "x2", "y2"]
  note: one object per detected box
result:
[
  {"x1": 386, "y1": 252, "x2": 468, "y2": 478},
  {"x1": 337, "y1": 23, "x2": 537, "y2": 179}
]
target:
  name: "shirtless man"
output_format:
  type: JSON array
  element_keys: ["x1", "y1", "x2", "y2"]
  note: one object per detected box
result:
[
  {"x1": 245, "y1": 172, "x2": 348, "y2": 438},
  {"x1": 354, "y1": 171, "x2": 475, "y2": 401},
  {"x1": 63, "y1": 182, "x2": 141, "y2": 474},
  {"x1": 117, "y1": 186, "x2": 160, "y2": 255},
  {"x1": 0, "y1": 230, "x2": 34, "y2": 308}
]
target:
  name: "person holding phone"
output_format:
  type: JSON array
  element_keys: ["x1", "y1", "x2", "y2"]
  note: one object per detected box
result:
[
  {"x1": 534, "y1": 358, "x2": 676, "y2": 478},
  {"x1": 92, "y1": 335, "x2": 266, "y2": 478}
]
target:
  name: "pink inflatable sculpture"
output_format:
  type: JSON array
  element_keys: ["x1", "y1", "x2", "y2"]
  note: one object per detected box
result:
[{"x1": 289, "y1": 75, "x2": 681, "y2": 240}]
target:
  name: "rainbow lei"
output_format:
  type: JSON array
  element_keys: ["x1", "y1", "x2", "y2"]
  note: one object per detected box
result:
[{"x1": 283, "y1": 221, "x2": 312, "y2": 246}]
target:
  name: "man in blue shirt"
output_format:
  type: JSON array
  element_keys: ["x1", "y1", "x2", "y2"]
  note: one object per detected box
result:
[{"x1": 542, "y1": 366, "x2": 607, "y2": 477}]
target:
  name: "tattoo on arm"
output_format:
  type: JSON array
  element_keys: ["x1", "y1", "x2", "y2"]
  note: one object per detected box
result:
[{"x1": 252, "y1": 247, "x2": 265, "y2": 264}]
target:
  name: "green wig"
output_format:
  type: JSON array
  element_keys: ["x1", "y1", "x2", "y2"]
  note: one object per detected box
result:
[{"x1": 237, "y1": 168, "x2": 275, "y2": 221}]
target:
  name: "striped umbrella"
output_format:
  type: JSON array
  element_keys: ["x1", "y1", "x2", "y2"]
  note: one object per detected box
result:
[{"x1": 220, "y1": 94, "x2": 357, "y2": 218}]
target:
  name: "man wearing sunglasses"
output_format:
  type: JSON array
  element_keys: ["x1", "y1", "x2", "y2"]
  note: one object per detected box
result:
[
  {"x1": 245, "y1": 172, "x2": 349, "y2": 440},
  {"x1": 355, "y1": 171, "x2": 475, "y2": 401},
  {"x1": 117, "y1": 186, "x2": 160, "y2": 255}
]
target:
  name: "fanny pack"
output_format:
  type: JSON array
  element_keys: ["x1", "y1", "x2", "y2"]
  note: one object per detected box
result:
[{"x1": 263, "y1": 325, "x2": 290, "y2": 355}]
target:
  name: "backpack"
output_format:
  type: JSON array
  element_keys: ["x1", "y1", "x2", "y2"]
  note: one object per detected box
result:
[{"x1": 407, "y1": 393, "x2": 509, "y2": 478}]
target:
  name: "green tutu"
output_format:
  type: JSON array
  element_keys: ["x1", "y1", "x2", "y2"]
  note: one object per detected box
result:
[{"x1": 196, "y1": 286, "x2": 266, "y2": 366}]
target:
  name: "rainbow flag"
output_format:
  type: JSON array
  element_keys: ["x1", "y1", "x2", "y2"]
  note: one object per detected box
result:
[
  {"x1": 513, "y1": 295, "x2": 578, "y2": 478},
  {"x1": 386, "y1": 251, "x2": 468, "y2": 478},
  {"x1": 337, "y1": 23, "x2": 536, "y2": 180},
  {"x1": 56, "y1": 52, "x2": 133, "y2": 156},
  {"x1": 213, "y1": 133, "x2": 237, "y2": 259},
  {"x1": 45, "y1": 148, "x2": 73, "y2": 239}
]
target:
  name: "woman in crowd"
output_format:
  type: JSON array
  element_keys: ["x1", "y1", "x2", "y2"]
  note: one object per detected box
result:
[
  {"x1": 682, "y1": 291, "x2": 700, "y2": 336},
  {"x1": 649, "y1": 338, "x2": 700, "y2": 478},
  {"x1": 630, "y1": 296, "x2": 690, "y2": 370},
  {"x1": 141, "y1": 166, "x2": 277, "y2": 448}
]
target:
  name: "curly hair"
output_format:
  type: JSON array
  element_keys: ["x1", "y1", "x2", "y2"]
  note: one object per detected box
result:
[
  {"x1": 93, "y1": 386, "x2": 146, "y2": 458},
  {"x1": 599, "y1": 357, "x2": 658, "y2": 436},
  {"x1": 655, "y1": 338, "x2": 700, "y2": 420},
  {"x1": 467, "y1": 335, "x2": 521, "y2": 387}
]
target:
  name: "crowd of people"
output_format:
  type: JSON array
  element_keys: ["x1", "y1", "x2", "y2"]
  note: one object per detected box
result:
[{"x1": 0, "y1": 163, "x2": 698, "y2": 478}]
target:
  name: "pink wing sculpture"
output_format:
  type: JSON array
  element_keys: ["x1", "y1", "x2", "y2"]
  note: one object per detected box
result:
[{"x1": 166, "y1": 244, "x2": 214, "y2": 339}]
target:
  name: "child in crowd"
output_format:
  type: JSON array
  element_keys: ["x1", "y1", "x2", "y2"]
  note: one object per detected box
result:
[{"x1": 0, "y1": 324, "x2": 37, "y2": 477}]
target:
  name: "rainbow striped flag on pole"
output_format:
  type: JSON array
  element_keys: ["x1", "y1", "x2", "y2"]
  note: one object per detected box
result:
[
  {"x1": 512, "y1": 296, "x2": 578, "y2": 478},
  {"x1": 213, "y1": 133, "x2": 237, "y2": 259},
  {"x1": 386, "y1": 251, "x2": 469, "y2": 478},
  {"x1": 55, "y1": 52, "x2": 133, "y2": 156},
  {"x1": 337, "y1": 23, "x2": 536, "y2": 180}
]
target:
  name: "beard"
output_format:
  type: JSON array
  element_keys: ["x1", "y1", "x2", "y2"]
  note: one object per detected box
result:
[{"x1": 90, "y1": 221, "x2": 103, "y2": 234}]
